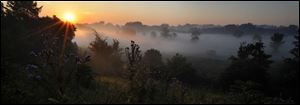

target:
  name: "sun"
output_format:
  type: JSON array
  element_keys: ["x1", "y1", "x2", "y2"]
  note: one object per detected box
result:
[{"x1": 63, "y1": 13, "x2": 76, "y2": 23}]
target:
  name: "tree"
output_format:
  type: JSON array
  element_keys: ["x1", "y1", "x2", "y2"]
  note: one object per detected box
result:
[
  {"x1": 143, "y1": 49, "x2": 165, "y2": 80},
  {"x1": 1, "y1": 1, "x2": 93, "y2": 102},
  {"x1": 143, "y1": 49, "x2": 163, "y2": 66},
  {"x1": 239, "y1": 23, "x2": 256, "y2": 33},
  {"x1": 125, "y1": 40, "x2": 143, "y2": 86},
  {"x1": 271, "y1": 33, "x2": 284, "y2": 43},
  {"x1": 125, "y1": 21, "x2": 143, "y2": 27},
  {"x1": 224, "y1": 24, "x2": 238, "y2": 32},
  {"x1": 89, "y1": 29, "x2": 123, "y2": 76},
  {"x1": 0, "y1": 1, "x2": 102, "y2": 103},
  {"x1": 125, "y1": 41, "x2": 150, "y2": 103},
  {"x1": 124, "y1": 21, "x2": 145, "y2": 31},
  {"x1": 190, "y1": 28, "x2": 201, "y2": 41},
  {"x1": 6, "y1": 1, "x2": 42, "y2": 21},
  {"x1": 166, "y1": 53, "x2": 198, "y2": 85},
  {"x1": 281, "y1": 33, "x2": 299, "y2": 101},
  {"x1": 160, "y1": 24, "x2": 174, "y2": 39},
  {"x1": 2, "y1": 1, "x2": 44, "y2": 62},
  {"x1": 270, "y1": 32, "x2": 285, "y2": 52},
  {"x1": 29, "y1": 16, "x2": 78, "y2": 97},
  {"x1": 221, "y1": 41, "x2": 273, "y2": 88}
]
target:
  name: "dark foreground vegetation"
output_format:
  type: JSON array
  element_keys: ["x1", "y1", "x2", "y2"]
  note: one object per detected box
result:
[{"x1": 1, "y1": 1, "x2": 299, "y2": 104}]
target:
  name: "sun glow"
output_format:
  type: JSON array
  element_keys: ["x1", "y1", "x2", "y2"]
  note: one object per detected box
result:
[{"x1": 63, "y1": 13, "x2": 76, "y2": 23}]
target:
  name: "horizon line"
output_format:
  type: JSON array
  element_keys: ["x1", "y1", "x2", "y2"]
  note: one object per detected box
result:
[{"x1": 73, "y1": 20, "x2": 299, "y2": 27}]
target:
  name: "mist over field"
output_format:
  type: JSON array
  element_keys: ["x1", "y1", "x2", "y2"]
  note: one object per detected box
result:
[
  {"x1": 73, "y1": 23, "x2": 296, "y2": 61},
  {"x1": 71, "y1": 22, "x2": 298, "y2": 81}
]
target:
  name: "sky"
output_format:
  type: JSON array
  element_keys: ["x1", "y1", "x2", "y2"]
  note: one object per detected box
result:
[{"x1": 3, "y1": 1, "x2": 300, "y2": 26}]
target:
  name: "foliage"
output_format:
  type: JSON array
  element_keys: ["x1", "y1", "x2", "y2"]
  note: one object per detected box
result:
[
  {"x1": 6, "y1": 1, "x2": 42, "y2": 20},
  {"x1": 221, "y1": 41, "x2": 273, "y2": 88},
  {"x1": 160, "y1": 24, "x2": 175, "y2": 39},
  {"x1": 89, "y1": 29, "x2": 123, "y2": 76},
  {"x1": 142, "y1": 49, "x2": 165, "y2": 80},
  {"x1": 190, "y1": 27, "x2": 201, "y2": 41},
  {"x1": 166, "y1": 53, "x2": 199, "y2": 85},
  {"x1": 124, "y1": 41, "x2": 146, "y2": 103},
  {"x1": 270, "y1": 32, "x2": 285, "y2": 52},
  {"x1": 271, "y1": 32, "x2": 285, "y2": 43},
  {"x1": 1, "y1": 1, "x2": 95, "y2": 103},
  {"x1": 280, "y1": 34, "x2": 299, "y2": 101}
]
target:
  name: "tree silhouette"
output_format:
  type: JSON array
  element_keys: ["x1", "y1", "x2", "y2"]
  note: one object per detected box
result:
[
  {"x1": 125, "y1": 41, "x2": 143, "y2": 93},
  {"x1": 125, "y1": 41, "x2": 142, "y2": 68},
  {"x1": 143, "y1": 49, "x2": 163, "y2": 67},
  {"x1": 2, "y1": 1, "x2": 44, "y2": 62},
  {"x1": 89, "y1": 29, "x2": 123, "y2": 76},
  {"x1": 143, "y1": 49, "x2": 165, "y2": 80},
  {"x1": 124, "y1": 21, "x2": 145, "y2": 32},
  {"x1": 270, "y1": 32, "x2": 285, "y2": 52},
  {"x1": 281, "y1": 33, "x2": 299, "y2": 101},
  {"x1": 125, "y1": 41, "x2": 151, "y2": 103},
  {"x1": 160, "y1": 24, "x2": 174, "y2": 39},
  {"x1": 190, "y1": 28, "x2": 201, "y2": 41},
  {"x1": 6, "y1": 1, "x2": 42, "y2": 21},
  {"x1": 221, "y1": 41, "x2": 273, "y2": 88},
  {"x1": 224, "y1": 24, "x2": 238, "y2": 33},
  {"x1": 166, "y1": 53, "x2": 198, "y2": 84},
  {"x1": 0, "y1": 1, "x2": 94, "y2": 102},
  {"x1": 287, "y1": 34, "x2": 299, "y2": 62},
  {"x1": 239, "y1": 23, "x2": 256, "y2": 34}
]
